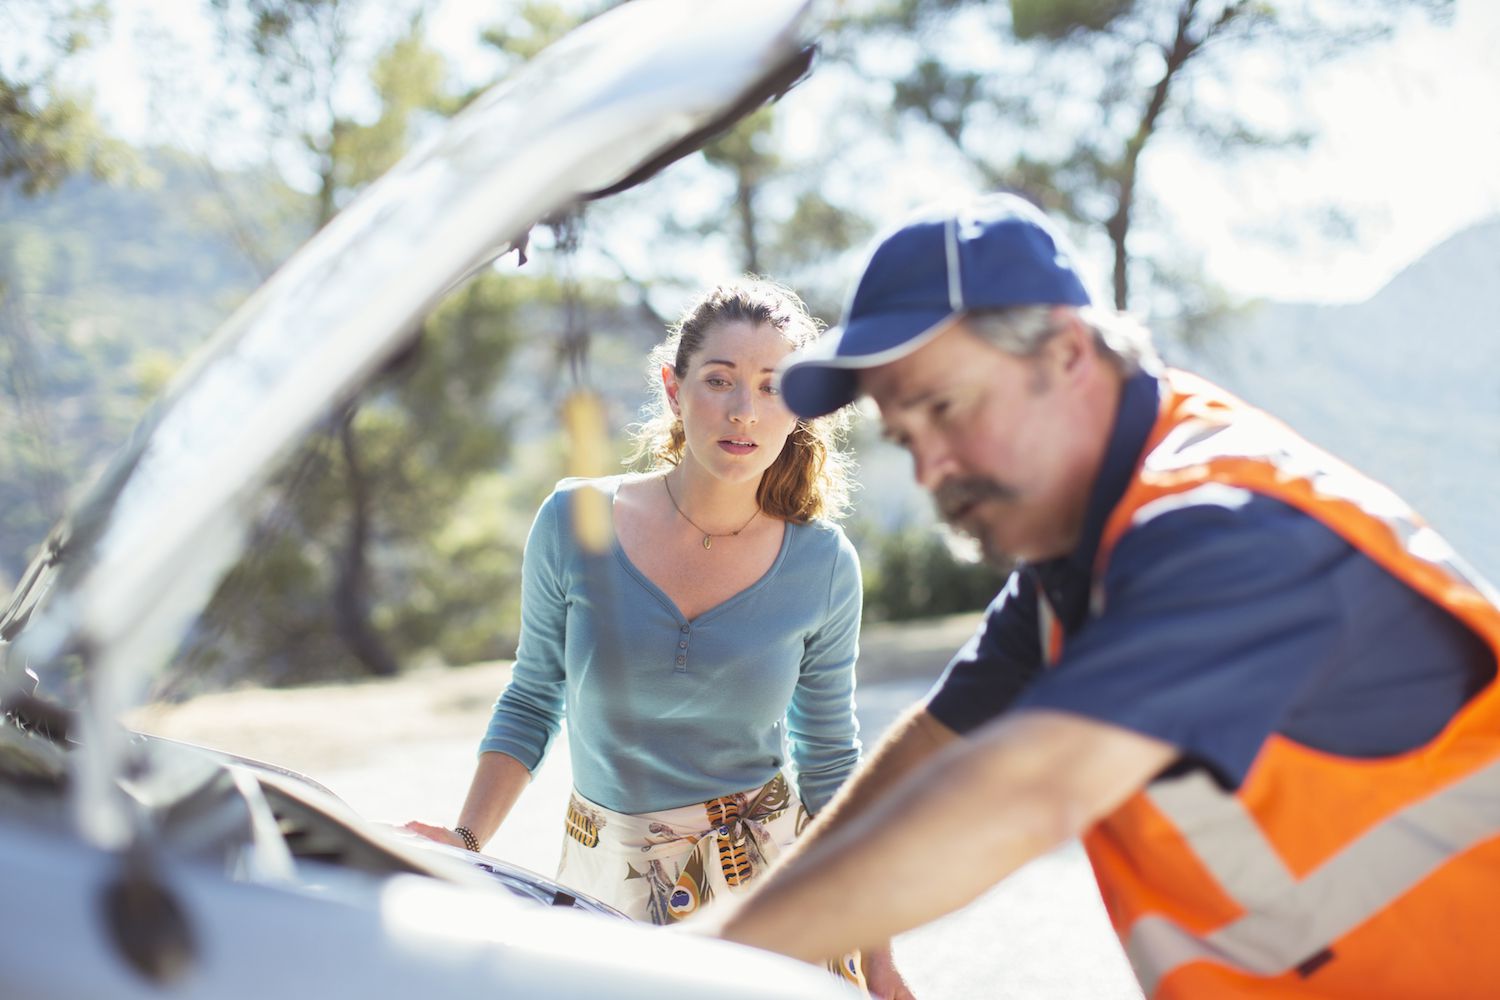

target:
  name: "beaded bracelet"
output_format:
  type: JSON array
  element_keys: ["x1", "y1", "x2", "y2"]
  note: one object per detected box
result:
[{"x1": 454, "y1": 825, "x2": 480, "y2": 852}]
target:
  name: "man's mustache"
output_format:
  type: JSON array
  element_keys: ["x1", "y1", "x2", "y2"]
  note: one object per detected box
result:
[{"x1": 933, "y1": 476, "x2": 1017, "y2": 525}]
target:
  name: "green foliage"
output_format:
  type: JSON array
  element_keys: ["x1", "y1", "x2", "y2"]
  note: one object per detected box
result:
[
  {"x1": 182, "y1": 528, "x2": 346, "y2": 686},
  {"x1": 479, "y1": 2, "x2": 591, "y2": 63},
  {"x1": 839, "y1": 0, "x2": 1453, "y2": 332},
  {"x1": 699, "y1": 108, "x2": 783, "y2": 274},
  {"x1": 703, "y1": 107, "x2": 780, "y2": 182},
  {"x1": 2, "y1": 149, "x2": 299, "y2": 345},
  {"x1": 178, "y1": 5, "x2": 520, "y2": 683},
  {"x1": 890, "y1": 58, "x2": 984, "y2": 147},
  {"x1": 1010, "y1": 0, "x2": 1134, "y2": 39},
  {"x1": 331, "y1": 18, "x2": 451, "y2": 191},
  {"x1": 208, "y1": 0, "x2": 350, "y2": 118},
  {"x1": 210, "y1": 0, "x2": 459, "y2": 227},
  {"x1": 166, "y1": 269, "x2": 585, "y2": 691},
  {"x1": 0, "y1": 150, "x2": 298, "y2": 584},
  {"x1": 860, "y1": 522, "x2": 1011, "y2": 622},
  {"x1": 0, "y1": 0, "x2": 135, "y2": 196},
  {"x1": 770, "y1": 190, "x2": 876, "y2": 279},
  {"x1": 388, "y1": 472, "x2": 529, "y2": 668},
  {"x1": 629, "y1": 97, "x2": 872, "y2": 314}
]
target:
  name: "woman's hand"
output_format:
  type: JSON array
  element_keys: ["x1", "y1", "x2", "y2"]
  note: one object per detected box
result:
[
  {"x1": 402, "y1": 820, "x2": 465, "y2": 849},
  {"x1": 863, "y1": 943, "x2": 917, "y2": 1000}
]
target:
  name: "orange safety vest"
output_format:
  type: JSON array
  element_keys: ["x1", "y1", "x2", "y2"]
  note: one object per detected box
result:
[{"x1": 1050, "y1": 369, "x2": 1500, "y2": 999}]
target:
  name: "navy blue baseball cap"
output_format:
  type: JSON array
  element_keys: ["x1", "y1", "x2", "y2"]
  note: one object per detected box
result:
[{"x1": 779, "y1": 193, "x2": 1094, "y2": 419}]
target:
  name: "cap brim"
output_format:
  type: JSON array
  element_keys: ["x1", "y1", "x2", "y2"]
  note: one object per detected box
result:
[{"x1": 778, "y1": 307, "x2": 957, "y2": 418}]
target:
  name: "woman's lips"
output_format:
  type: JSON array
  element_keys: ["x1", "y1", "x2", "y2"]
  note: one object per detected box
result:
[{"x1": 718, "y1": 439, "x2": 757, "y2": 456}]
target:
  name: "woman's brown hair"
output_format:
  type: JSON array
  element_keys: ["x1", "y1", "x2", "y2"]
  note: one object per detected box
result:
[{"x1": 626, "y1": 278, "x2": 854, "y2": 523}]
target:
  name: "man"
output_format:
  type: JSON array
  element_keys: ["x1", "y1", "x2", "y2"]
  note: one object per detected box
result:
[{"x1": 695, "y1": 193, "x2": 1500, "y2": 998}]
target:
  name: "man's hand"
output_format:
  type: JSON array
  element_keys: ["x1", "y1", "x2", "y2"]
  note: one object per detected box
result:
[{"x1": 675, "y1": 916, "x2": 916, "y2": 998}]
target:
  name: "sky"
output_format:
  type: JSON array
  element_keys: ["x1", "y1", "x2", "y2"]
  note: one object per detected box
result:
[
  {"x1": 1150, "y1": 0, "x2": 1500, "y2": 303},
  {"x1": 78, "y1": 0, "x2": 1500, "y2": 307}
]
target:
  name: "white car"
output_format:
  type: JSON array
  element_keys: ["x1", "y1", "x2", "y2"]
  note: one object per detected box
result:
[{"x1": 0, "y1": 3, "x2": 854, "y2": 997}]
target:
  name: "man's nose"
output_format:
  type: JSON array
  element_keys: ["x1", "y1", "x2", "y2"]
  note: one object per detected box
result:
[{"x1": 911, "y1": 437, "x2": 957, "y2": 492}]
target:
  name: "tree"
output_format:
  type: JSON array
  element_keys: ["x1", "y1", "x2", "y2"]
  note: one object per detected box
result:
[
  {"x1": 0, "y1": 0, "x2": 132, "y2": 196},
  {"x1": 475, "y1": 0, "x2": 601, "y2": 66},
  {"x1": 1, "y1": 0, "x2": 138, "y2": 593},
  {"x1": 178, "y1": 268, "x2": 533, "y2": 689},
  {"x1": 200, "y1": 6, "x2": 470, "y2": 677},
  {"x1": 210, "y1": 0, "x2": 418, "y2": 227},
  {"x1": 0, "y1": 148, "x2": 278, "y2": 588},
  {"x1": 833, "y1": 0, "x2": 1454, "y2": 328},
  {"x1": 176, "y1": 4, "x2": 665, "y2": 686},
  {"x1": 703, "y1": 108, "x2": 780, "y2": 276},
  {"x1": 699, "y1": 107, "x2": 873, "y2": 306}
]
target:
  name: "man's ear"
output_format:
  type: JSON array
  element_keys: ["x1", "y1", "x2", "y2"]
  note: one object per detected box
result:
[
  {"x1": 1046, "y1": 307, "x2": 1093, "y2": 381},
  {"x1": 662, "y1": 364, "x2": 681, "y2": 415}
]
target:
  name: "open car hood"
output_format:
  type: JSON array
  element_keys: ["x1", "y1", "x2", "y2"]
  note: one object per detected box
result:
[{"x1": 0, "y1": 0, "x2": 817, "y2": 849}]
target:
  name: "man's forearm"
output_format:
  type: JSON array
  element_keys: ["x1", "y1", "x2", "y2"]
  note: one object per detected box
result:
[
  {"x1": 706, "y1": 709, "x2": 1177, "y2": 963},
  {"x1": 714, "y1": 715, "x2": 1061, "y2": 960},
  {"x1": 782, "y1": 704, "x2": 957, "y2": 868}
]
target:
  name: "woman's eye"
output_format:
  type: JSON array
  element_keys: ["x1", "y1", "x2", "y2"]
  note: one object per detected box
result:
[
  {"x1": 706, "y1": 376, "x2": 730, "y2": 388},
  {"x1": 761, "y1": 383, "x2": 781, "y2": 396}
]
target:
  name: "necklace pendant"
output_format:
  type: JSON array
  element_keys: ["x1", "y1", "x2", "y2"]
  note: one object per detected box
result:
[{"x1": 702, "y1": 535, "x2": 713, "y2": 550}]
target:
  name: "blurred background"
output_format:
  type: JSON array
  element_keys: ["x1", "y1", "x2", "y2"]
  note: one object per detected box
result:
[{"x1": 2, "y1": 0, "x2": 1496, "y2": 698}]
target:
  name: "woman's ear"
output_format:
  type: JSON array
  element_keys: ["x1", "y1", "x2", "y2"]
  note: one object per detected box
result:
[{"x1": 661, "y1": 364, "x2": 681, "y2": 416}]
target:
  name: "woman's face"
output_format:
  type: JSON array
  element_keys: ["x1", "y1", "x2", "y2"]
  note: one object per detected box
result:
[{"x1": 663, "y1": 320, "x2": 799, "y2": 486}]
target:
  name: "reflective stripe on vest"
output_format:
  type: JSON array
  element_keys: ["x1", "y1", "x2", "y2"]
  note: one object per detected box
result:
[
  {"x1": 1086, "y1": 370, "x2": 1500, "y2": 996},
  {"x1": 1127, "y1": 758, "x2": 1500, "y2": 994},
  {"x1": 1132, "y1": 413, "x2": 1500, "y2": 614}
]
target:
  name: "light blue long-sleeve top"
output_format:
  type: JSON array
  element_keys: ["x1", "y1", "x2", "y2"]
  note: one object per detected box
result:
[{"x1": 480, "y1": 475, "x2": 863, "y2": 815}]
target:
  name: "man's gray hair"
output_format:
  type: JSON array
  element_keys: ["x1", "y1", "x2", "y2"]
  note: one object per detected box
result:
[{"x1": 965, "y1": 305, "x2": 1160, "y2": 375}]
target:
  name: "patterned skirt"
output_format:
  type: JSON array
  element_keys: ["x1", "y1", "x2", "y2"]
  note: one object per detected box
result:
[{"x1": 558, "y1": 773, "x2": 866, "y2": 991}]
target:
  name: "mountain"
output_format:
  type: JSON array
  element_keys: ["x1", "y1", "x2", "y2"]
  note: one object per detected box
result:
[
  {"x1": 0, "y1": 149, "x2": 307, "y2": 356},
  {"x1": 0, "y1": 152, "x2": 309, "y2": 583},
  {"x1": 1179, "y1": 216, "x2": 1500, "y2": 583}
]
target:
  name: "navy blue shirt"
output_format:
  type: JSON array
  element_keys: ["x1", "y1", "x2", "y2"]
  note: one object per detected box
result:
[{"x1": 927, "y1": 372, "x2": 1494, "y2": 788}]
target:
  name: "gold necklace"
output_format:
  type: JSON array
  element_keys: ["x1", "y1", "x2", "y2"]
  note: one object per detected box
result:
[{"x1": 662, "y1": 475, "x2": 759, "y2": 550}]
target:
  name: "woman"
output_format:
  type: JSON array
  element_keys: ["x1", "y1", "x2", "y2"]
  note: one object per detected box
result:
[{"x1": 406, "y1": 279, "x2": 867, "y2": 986}]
